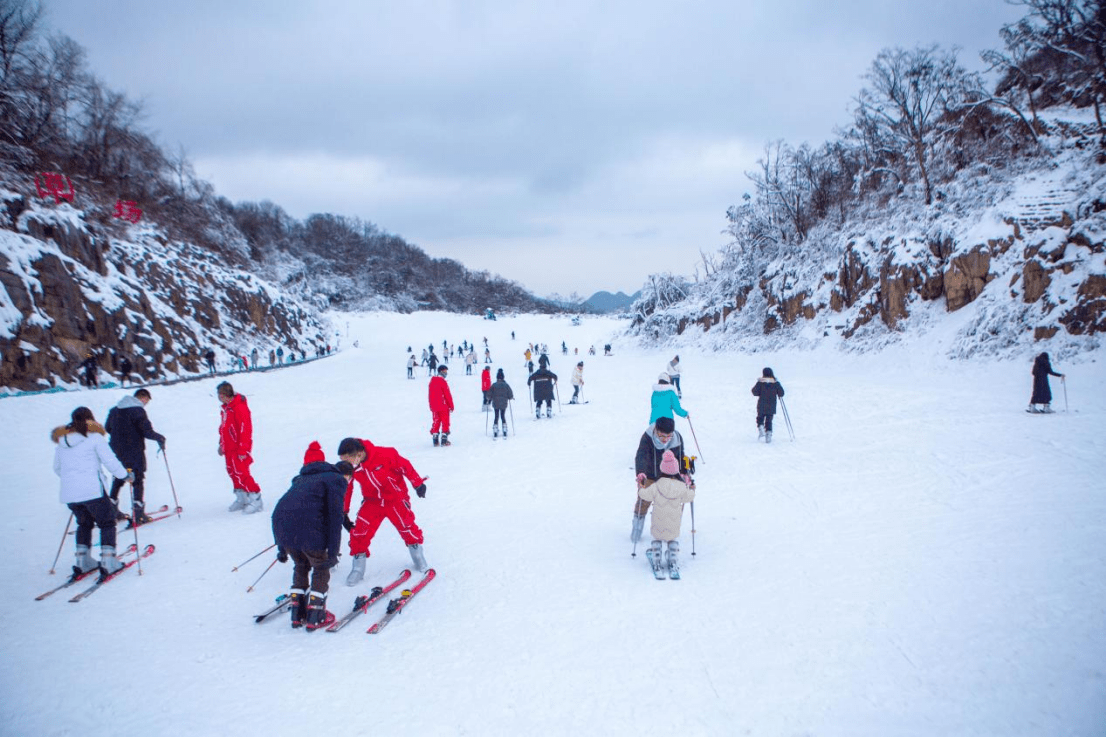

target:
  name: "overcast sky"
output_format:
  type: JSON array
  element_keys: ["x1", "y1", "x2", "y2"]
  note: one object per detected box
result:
[{"x1": 47, "y1": 0, "x2": 1023, "y2": 298}]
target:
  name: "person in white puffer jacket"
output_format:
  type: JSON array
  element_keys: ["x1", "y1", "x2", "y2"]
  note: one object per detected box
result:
[
  {"x1": 636, "y1": 449, "x2": 694, "y2": 570},
  {"x1": 52, "y1": 406, "x2": 133, "y2": 578}
]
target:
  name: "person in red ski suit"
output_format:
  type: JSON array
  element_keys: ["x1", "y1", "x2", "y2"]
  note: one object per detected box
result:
[
  {"x1": 217, "y1": 381, "x2": 263, "y2": 513},
  {"x1": 481, "y1": 365, "x2": 492, "y2": 410},
  {"x1": 337, "y1": 437, "x2": 428, "y2": 585},
  {"x1": 429, "y1": 364, "x2": 454, "y2": 447}
]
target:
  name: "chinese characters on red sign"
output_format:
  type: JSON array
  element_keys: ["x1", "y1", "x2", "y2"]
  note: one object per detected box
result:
[
  {"x1": 113, "y1": 200, "x2": 142, "y2": 223},
  {"x1": 35, "y1": 172, "x2": 75, "y2": 204}
]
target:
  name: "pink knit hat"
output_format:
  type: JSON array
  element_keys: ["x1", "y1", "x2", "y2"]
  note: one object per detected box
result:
[{"x1": 660, "y1": 449, "x2": 679, "y2": 476}]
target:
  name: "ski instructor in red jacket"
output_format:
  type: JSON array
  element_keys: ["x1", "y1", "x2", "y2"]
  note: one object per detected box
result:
[
  {"x1": 429, "y1": 365, "x2": 454, "y2": 447},
  {"x1": 481, "y1": 364, "x2": 492, "y2": 410},
  {"x1": 337, "y1": 437, "x2": 428, "y2": 585},
  {"x1": 217, "y1": 381, "x2": 263, "y2": 514}
]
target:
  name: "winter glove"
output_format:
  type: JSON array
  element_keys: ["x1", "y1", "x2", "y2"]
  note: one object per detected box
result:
[
  {"x1": 636, "y1": 473, "x2": 646, "y2": 488},
  {"x1": 325, "y1": 553, "x2": 339, "y2": 569},
  {"x1": 126, "y1": 471, "x2": 136, "y2": 484},
  {"x1": 342, "y1": 515, "x2": 354, "y2": 532},
  {"x1": 276, "y1": 549, "x2": 288, "y2": 563},
  {"x1": 157, "y1": 439, "x2": 166, "y2": 452},
  {"x1": 415, "y1": 484, "x2": 427, "y2": 498}
]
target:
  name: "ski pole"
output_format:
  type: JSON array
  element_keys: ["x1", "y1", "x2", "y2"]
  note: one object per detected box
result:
[
  {"x1": 231, "y1": 543, "x2": 277, "y2": 572},
  {"x1": 48, "y1": 513, "x2": 74, "y2": 575},
  {"x1": 127, "y1": 471, "x2": 143, "y2": 576},
  {"x1": 485, "y1": 404, "x2": 490, "y2": 436},
  {"x1": 161, "y1": 448, "x2": 183, "y2": 517},
  {"x1": 780, "y1": 398, "x2": 796, "y2": 441},
  {"x1": 509, "y1": 399, "x2": 515, "y2": 435},
  {"x1": 1063, "y1": 376, "x2": 1069, "y2": 413},
  {"x1": 246, "y1": 557, "x2": 279, "y2": 592},
  {"x1": 555, "y1": 383, "x2": 561, "y2": 412},
  {"x1": 690, "y1": 501, "x2": 696, "y2": 557},
  {"x1": 685, "y1": 415, "x2": 705, "y2": 463}
]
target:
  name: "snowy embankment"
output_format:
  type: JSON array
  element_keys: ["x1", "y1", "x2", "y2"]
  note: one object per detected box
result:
[{"x1": 2, "y1": 311, "x2": 1104, "y2": 736}]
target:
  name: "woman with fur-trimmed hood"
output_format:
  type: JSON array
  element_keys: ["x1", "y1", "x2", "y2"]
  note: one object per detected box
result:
[
  {"x1": 52, "y1": 407, "x2": 133, "y2": 578},
  {"x1": 751, "y1": 367, "x2": 785, "y2": 442}
]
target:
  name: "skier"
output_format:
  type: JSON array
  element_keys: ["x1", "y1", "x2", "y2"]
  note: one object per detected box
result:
[
  {"x1": 484, "y1": 347, "x2": 492, "y2": 363},
  {"x1": 52, "y1": 407, "x2": 133, "y2": 577},
  {"x1": 337, "y1": 437, "x2": 429, "y2": 585},
  {"x1": 537, "y1": 352, "x2": 550, "y2": 369},
  {"x1": 650, "y1": 373, "x2": 689, "y2": 425},
  {"x1": 205, "y1": 349, "x2": 216, "y2": 374},
  {"x1": 105, "y1": 388, "x2": 166, "y2": 525},
  {"x1": 81, "y1": 352, "x2": 98, "y2": 388},
  {"x1": 490, "y1": 368, "x2": 514, "y2": 437},
  {"x1": 631, "y1": 416, "x2": 689, "y2": 544},
  {"x1": 569, "y1": 361, "x2": 584, "y2": 404},
  {"x1": 1029, "y1": 352, "x2": 1064, "y2": 413},
  {"x1": 118, "y1": 356, "x2": 132, "y2": 387},
  {"x1": 429, "y1": 365, "x2": 454, "y2": 447},
  {"x1": 562, "y1": 341, "x2": 567, "y2": 355},
  {"x1": 251, "y1": 348, "x2": 259, "y2": 370},
  {"x1": 524, "y1": 348, "x2": 532, "y2": 365},
  {"x1": 407, "y1": 353, "x2": 418, "y2": 379},
  {"x1": 527, "y1": 364, "x2": 558, "y2": 418},
  {"x1": 637, "y1": 449, "x2": 695, "y2": 575},
  {"x1": 427, "y1": 351, "x2": 438, "y2": 377},
  {"x1": 217, "y1": 381, "x2": 263, "y2": 513},
  {"x1": 276, "y1": 347, "x2": 284, "y2": 365},
  {"x1": 751, "y1": 367, "x2": 785, "y2": 442},
  {"x1": 271, "y1": 441, "x2": 346, "y2": 629},
  {"x1": 466, "y1": 349, "x2": 477, "y2": 375},
  {"x1": 481, "y1": 365, "x2": 493, "y2": 410},
  {"x1": 665, "y1": 355, "x2": 682, "y2": 398}
]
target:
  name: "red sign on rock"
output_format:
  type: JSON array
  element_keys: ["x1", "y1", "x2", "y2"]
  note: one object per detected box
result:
[
  {"x1": 35, "y1": 172, "x2": 75, "y2": 203},
  {"x1": 113, "y1": 200, "x2": 142, "y2": 223}
]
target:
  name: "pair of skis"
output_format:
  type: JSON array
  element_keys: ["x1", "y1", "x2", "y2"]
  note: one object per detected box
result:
[
  {"x1": 124, "y1": 505, "x2": 183, "y2": 530},
  {"x1": 254, "y1": 568, "x2": 436, "y2": 633},
  {"x1": 35, "y1": 544, "x2": 157, "y2": 602},
  {"x1": 645, "y1": 547, "x2": 681, "y2": 580}
]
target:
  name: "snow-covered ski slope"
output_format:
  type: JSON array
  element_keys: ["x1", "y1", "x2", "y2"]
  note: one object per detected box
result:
[{"x1": 3, "y1": 311, "x2": 1104, "y2": 736}]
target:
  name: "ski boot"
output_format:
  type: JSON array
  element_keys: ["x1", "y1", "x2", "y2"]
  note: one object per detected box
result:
[
  {"x1": 646, "y1": 540, "x2": 666, "y2": 579},
  {"x1": 493, "y1": 423, "x2": 499, "y2": 438},
  {"x1": 131, "y1": 502, "x2": 152, "y2": 526},
  {"x1": 440, "y1": 433, "x2": 451, "y2": 447},
  {"x1": 765, "y1": 431, "x2": 773, "y2": 444},
  {"x1": 304, "y1": 591, "x2": 332, "y2": 630},
  {"x1": 502, "y1": 423, "x2": 508, "y2": 437},
  {"x1": 289, "y1": 588, "x2": 307, "y2": 628},
  {"x1": 536, "y1": 407, "x2": 541, "y2": 419},
  {"x1": 667, "y1": 540, "x2": 681, "y2": 579},
  {"x1": 99, "y1": 545, "x2": 124, "y2": 577},
  {"x1": 346, "y1": 553, "x2": 366, "y2": 586},
  {"x1": 407, "y1": 543, "x2": 429, "y2": 572},
  {"x1": 228, "y1": 489, "x2": 248, "y2": 512},
  {"x1": 546, "y1": 407, "x2": 552, "y2": 418},
  {"x1": 1026, "y1": 404, "x2": 1039, "y2": 413},
  {"x1": 73, "y1": 544, "x2": 99, "y2": 577},
  {"x1": 630, "y1": 513, "x2": 645, "y2": 543},
  {"x1": 432, "y1": 433, "x2": 440, "y2": 447},
  {"x1": 242, "y1": 493, "x2": 263, "y2": 514},
  {"x1": 758, "y1": 427, "x2": 765, "y2": 440},
  {"x1": 1041, "y1": 404, "x2": 1054, "y2": 414}
]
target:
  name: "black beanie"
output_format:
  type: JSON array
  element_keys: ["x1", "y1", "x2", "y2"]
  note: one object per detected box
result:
[
  {"x1": 496, "y1": 368, "x2": 504, "y2": 379},
  {"x1": 655, "y1": 417, "x2": 675, "y2": 433}
]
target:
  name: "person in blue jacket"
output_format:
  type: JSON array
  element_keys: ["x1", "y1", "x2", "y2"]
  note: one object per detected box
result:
[
  {"x1": 649, "y1": 373, "x2": 689, "y2": 425},
  {"x1": 271, "y1": 441, "x2": 348, "y2": 630}
]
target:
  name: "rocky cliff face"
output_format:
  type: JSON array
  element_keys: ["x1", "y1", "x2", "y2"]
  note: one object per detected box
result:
[
  {"x1": 630, "y1": 141, "x2": 1106, "y2": 359},
  {"x1": 0, "y1": 193, "x2": 330, "y2": 392}
]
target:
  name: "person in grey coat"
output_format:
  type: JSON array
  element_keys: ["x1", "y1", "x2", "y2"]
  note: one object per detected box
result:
[
  {"x1": 489, "y1": 368, "x2": 515, "y2": 437},
  {"x1": 751, "y1": 367, "x2": 785, "y2": 443}
]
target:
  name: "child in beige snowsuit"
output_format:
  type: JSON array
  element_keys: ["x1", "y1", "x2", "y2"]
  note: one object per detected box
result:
[{"x1": 637, "y1": 449, "x2": 694, "y2": 566}]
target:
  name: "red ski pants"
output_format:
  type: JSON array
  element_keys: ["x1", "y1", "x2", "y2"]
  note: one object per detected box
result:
[
  {"x1": 430, "y1": 410, "x2": 451, "y2": 435},
  {"x1": 348, "y1": 495, "x2": 423, "y2": 557},
  {"x1": 224, "y1": 453, "x2": 260, "y2": 493}
]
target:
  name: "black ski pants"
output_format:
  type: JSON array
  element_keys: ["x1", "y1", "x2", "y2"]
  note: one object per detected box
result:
[
  {"x1": 756, "y1": 413, "x2": 774, "y2": 432},
  {"x1": 110, "y1": 469, "x2": 145, "y2": 506},
  {"x1": 493, "y1": 408, "x2": 507, "y2": 425},
  {"x1": 68, "y1": 496, "x2": 117, "y2": 549},
  {"x1": 289, "y1": 549, "x2": 332, "y2": 594}
]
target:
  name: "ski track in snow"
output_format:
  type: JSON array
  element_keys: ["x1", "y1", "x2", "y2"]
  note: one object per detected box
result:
[{"x1": 2, "y1": 312, "x2": 1104, "y2": 736}]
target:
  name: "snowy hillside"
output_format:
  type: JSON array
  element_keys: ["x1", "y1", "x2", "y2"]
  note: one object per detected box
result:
[
  {"x1": 0, "y1": 192, "x2": 332, "y2": 392},
  {"x1": 3, "y1": 311, "x2": 1104, "y2": 735}
]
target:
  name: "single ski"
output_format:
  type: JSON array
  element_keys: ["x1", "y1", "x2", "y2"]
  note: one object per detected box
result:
[
  {"x1": 326, "y1": 569, "x2": 412, "y2": 632},
  {"x1": 668, "y1": 552, "x2": 681, "y2": 580},
  {"x1": 254, "y1": 594, "x2": 290, "y2": 623},
  {"x1": 35, "y1": 544, "x2": 138, "y2": 601},
  {"x1": 125, "y1": 506, "x2": 183, "y2": 530},
  {"x1": 367, "y1": 569, "x2": 436, "y2": 634},
  {"x1": 68, "y1": 544, "x2": 156, "y2": 603},
  {"x1": 645, "y1": 548, "x2": 668, "y2": 580}
]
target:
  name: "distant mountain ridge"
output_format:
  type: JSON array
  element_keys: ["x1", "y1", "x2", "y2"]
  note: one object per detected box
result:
[{"x1": 583, "y1": 290, "x2": 641, "y2": 313}]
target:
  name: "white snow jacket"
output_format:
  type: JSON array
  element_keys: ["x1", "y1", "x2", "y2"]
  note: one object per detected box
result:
[
  {"x1": 666, "y1": 359, "x2": 680, "y2": 378},
  {"x1": 638, "y1": 476, "x2": 694, "y2": 541},
  {"x1": 571, "y1": 367, "x2": 583, "y2": 387},
  {"x1": 52, "y1": 422, "x2": 129, "y2": 504}
]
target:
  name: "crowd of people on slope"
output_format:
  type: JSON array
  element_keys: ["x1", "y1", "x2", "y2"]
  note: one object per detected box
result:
[{"x1": 47, "y1": 336, "x2": 1071, "y2": 624}]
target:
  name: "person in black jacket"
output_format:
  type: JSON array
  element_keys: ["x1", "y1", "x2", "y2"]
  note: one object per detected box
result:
[
  {"x1": 105, "y1": 388, "x2": 166, "y2": 524},
  {"x1": 118, "y1": 356, "x2": 132, "y2": 387},
  {"x1": 630, "y1": 416, "x2": 689, "y2": 543},
  {"x1": 1029, "y1": 352, "x2": 1064, "y2": 413},
  {"x1": 751, "y1": 367, "x2": 785, "y2": 443},
  {"x1": 271, "y1": 442, "x2": 348, "y2": 630},
  {"x1": 527, "y1": 365, "x2": 558, "y2": 418}
]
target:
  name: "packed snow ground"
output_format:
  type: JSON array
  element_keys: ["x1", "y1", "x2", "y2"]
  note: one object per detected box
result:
[{"x1": 2, "y1": 311, "x2": 1105, "y2": 736}]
